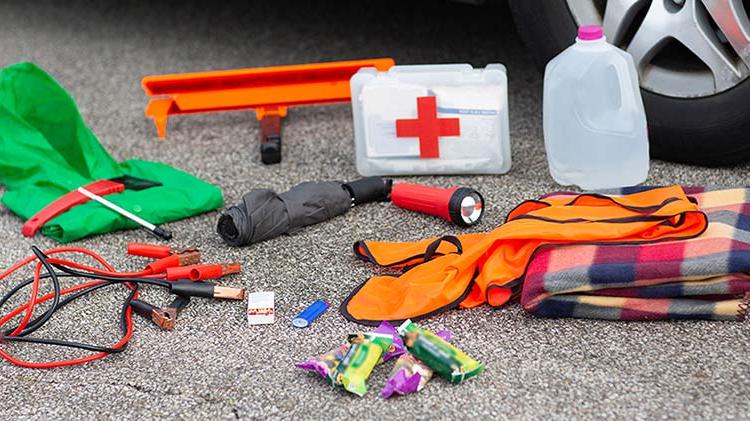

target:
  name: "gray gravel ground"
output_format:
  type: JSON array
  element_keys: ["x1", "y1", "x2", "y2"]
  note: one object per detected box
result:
[{"x1": 1, "y1": 1, "x2": 748, "y2": 419}]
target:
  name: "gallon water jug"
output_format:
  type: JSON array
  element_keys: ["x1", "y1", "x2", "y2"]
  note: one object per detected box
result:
[{"x1": 543, "y1": 25, "x2": 649, "y2": 190}]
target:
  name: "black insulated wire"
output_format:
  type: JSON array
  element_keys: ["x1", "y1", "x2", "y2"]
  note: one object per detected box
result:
[
  {"x1": 1, "y1": 285, "x2": 139, "y2": 354},
  {"x1": 14, "y1": 246, "x2": 64, "y2": 337},
  {"x1": 0, "y1": 247, "x2": 174, "y2": 355},
  {"x1": 0, "y1": 273, "x2": 72, "y2": 336},
  {"x1": 49, "y1": 263, "x2": 171, "y2": 289}
]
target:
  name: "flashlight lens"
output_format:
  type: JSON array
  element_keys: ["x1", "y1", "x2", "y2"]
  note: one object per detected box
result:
[{"x1": 459, "y1": 193, "x2": 483, "y2": 225}]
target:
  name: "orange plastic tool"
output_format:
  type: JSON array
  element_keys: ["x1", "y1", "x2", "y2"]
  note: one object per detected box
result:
[{"x1": 142, "y1": 58, "x2": 395, "y2": 164}]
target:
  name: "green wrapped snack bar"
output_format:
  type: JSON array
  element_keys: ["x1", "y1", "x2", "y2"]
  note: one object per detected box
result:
[
  {"x1": 334, "y1": 332, "x2": 393, "y2": 396},
  {"x1": 397, "y1": 320, "x2": 484, "y2": 384}
]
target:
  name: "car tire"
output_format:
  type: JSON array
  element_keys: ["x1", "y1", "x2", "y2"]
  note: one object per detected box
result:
[{"x1": 508, "y1": 0, "x2": 750, "y2": 166}]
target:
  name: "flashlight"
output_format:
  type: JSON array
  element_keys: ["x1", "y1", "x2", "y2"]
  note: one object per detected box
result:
[{"x1": 390, "y1": 183, "x2": 484, "y2": 227}]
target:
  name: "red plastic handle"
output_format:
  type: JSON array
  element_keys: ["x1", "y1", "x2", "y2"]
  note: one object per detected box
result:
[
  {"x1": 145, "y1": 254, "x2": 182, "y2": 273},
  {"x1": 127, "y1": 243, "x2": 172, "y2": 259},
  {"x1": 21, "y1": 180, "x2": 125, "y2": 237},
  {"x1": 165, "y1": 264, "x2": 241, "y2": 281},
  {"x1": 390, "y1": 183, "x2": 458, "y2": 223}
]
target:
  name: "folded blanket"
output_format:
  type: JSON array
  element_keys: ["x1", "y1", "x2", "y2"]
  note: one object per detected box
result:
[
  {"x1": 342, "y1": 186, "x2": 708, "y2": 325},
  {"x1": 521, "y1": 187, "x2": 750, "y2": 321}
]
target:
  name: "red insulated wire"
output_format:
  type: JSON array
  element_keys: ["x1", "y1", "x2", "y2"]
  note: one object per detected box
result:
[
  {"x1": 0, "y1": 247, "x2": 113, "y2": 338},
  {"x1": 0, "y1": 246, "x2": 112, "y2": 281},
  {"x1": 44, "y1": 257, "x2": 163, "y2": 279},
  {"x1": 0, "y1": 280, "x2": 137, "y2": 369},
  {"x1": 5, "y1": 264, "x2": 43, "y2": 337},
  {"x1": 0, "y1": 279, "x2": 113, "y2": 326},
  {"x1": 0, "y1": 247, "x2": 147, "y2": 369},
  {"x1": 0, "y1": 248, "x2": 143, "y2": 338}
]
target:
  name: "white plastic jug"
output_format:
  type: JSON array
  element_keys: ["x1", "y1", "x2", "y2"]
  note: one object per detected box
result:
[{"x1": 543, "y1": 25, "x2": 649, "y2": 190}]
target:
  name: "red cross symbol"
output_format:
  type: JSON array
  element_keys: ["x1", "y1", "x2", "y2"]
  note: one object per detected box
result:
[{"x1": 395, "y1": 96, "x2": 460, "y2": 159}]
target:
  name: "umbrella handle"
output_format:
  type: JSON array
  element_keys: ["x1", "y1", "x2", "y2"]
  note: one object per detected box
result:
[{"x1": 342, "y1": 177, "x2": 392, "y2": 206}]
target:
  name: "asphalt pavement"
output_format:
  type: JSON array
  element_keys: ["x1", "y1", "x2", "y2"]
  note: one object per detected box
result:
[{"x1": 0, "y1": 1, "x2": 748, "y2": 419}]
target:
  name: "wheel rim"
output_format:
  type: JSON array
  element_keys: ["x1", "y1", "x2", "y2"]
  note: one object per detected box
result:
[{"x1": 566, "y1": 0, "x2": 750, "y2": 98}]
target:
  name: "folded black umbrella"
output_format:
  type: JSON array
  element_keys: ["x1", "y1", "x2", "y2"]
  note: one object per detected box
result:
[{"x1": 217, "y1": 177, "x2": 390, "y2": 246}]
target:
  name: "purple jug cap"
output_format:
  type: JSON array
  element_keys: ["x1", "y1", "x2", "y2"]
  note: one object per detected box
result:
[{"x1": 578, "y1": 25, "x2": 604, "y2": 41}]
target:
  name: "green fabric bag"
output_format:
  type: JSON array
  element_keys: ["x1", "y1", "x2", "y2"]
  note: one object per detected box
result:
[{"x1": 0, "y1": 62, "x2": 223, "y2": 243}]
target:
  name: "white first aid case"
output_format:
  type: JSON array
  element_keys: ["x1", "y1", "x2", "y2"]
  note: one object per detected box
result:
[{"x1": 350, "y1": 63, "x2": 511, "y2": 176}]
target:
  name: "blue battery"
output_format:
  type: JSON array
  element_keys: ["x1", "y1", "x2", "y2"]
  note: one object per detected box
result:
[{"x1": 292, "y1": 299, "x2": 330, "y2": 328}]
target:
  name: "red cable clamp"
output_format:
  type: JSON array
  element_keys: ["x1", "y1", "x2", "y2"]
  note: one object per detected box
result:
[
  {"x1": 165, "y1": 264, "x2": 241, "y2": 281},
  {"x1": 144, "y1": 252, "x2": 202, "y2": 274},
  {"x1": 127, "y1": 243, "x2": 198, "y2": 259}
]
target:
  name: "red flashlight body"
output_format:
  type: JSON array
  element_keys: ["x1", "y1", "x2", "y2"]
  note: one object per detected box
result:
[{"x1": 390, "y1": 183, "x2": 459, "y2": 223}]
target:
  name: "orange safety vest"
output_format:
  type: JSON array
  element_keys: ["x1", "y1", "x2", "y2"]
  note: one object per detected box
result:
[{"x1": 341, "y1": 186, "x2": 708, "y2": 325}]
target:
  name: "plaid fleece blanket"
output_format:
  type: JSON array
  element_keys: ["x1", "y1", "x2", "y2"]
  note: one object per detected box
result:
[{"x1": 521, "y1": 187, "x2": 750, "y2": 321}]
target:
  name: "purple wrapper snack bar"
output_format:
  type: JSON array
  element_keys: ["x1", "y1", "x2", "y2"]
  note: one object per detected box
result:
[
  {"x1": 381, "y1": 354, "x2": 429, "y2": 398},
  {"x1": 295, "y1": 343, "x2": 351, "y2": 382},
  {"x1": 381, "y1": 330, "x2": 453, "y2": 398},
  {"x1": 374, "y1": 321, "x2": 405, "y2": 362},
  {"x1": 381, "y1": 367, "x2": 422, "y2": 398}
]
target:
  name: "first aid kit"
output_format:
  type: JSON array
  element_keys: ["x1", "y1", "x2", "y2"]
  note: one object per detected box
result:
[{"x1": 350, "y1": 64, "x2": 511, "y2": 176}]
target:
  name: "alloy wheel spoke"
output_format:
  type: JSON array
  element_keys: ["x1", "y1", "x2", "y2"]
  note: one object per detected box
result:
[
  {"x1": 679, "y1": 0, "x2": 743, "y2": 90},
  {"x1": 701, "y1": 0, "x2": 750, "y2": 68},
  {"x1": 603, "y1": 0, "x2": 650, "y2": 45},
  {"x1": 626, "y1": 1, "x2": 671, "y2": 70}
]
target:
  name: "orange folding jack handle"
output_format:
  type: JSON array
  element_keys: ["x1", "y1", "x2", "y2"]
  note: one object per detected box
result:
[{"x1": 142, "y1": 58, "x2": 395, "y2": 164}]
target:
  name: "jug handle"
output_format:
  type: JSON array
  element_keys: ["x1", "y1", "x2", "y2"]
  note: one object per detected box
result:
[{"x1": 612, "y1": 54, "x2": 640, "y2": 113}]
